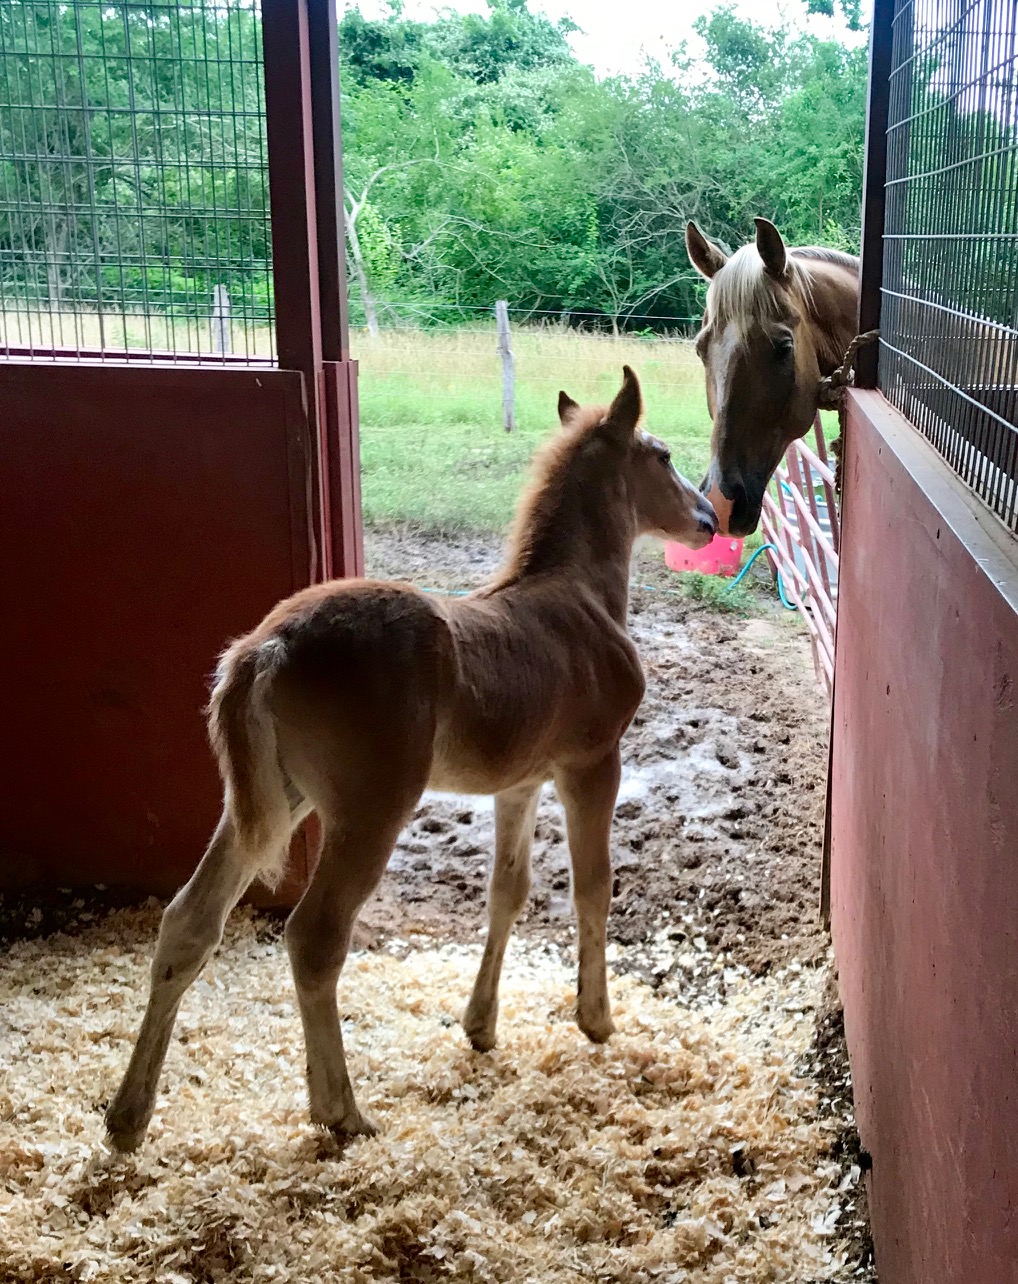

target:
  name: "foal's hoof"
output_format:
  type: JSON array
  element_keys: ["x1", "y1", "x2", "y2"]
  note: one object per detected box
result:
[
  {"x1": 462, "y1": 998, "x2": 498, "y2": 1053},
  {"x1": 324, "y1": 1108, "x2": 378, "y2": 1141},
  {"x1": 106, "y1": 1127, "x2": 145, "y2": 1154},
  {"x1": 465, "y1": 1026, "x2": 497, "y2": 1054},
  {"x1": 578, "y1": 1013, "x2": 615, "y2": 1045},
  {"x1": 105, "y1": 1102, "x2": 151, "y2": 1153},
  {"x1": 105, "y1": 1118, "x2": 147, "y2": 1153}
]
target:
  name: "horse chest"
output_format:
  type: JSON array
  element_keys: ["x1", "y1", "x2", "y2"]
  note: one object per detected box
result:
[{"x1": 568, "y1": 648, "x2": 645, "y2": 743}]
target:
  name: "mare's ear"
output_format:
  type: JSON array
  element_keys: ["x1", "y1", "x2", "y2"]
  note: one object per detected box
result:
[
  {"x1": 557, "y1": 390, "x2": 580, "y2": 426},
  {"x1": 754, "y1": 217, "x2": 788, "y2": 279},
  {"x1": 686, "y1": 221, "x2": 728, "y2": 280},
  {"x1": 605, "y1": 365, "x2": 642, "y2": 437}
]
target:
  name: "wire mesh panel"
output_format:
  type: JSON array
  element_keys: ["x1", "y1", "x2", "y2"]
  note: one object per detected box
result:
[
  {"x1": 879, "y1": 0, "x2": 1018, "y2": 529},
  {"x1": 0, "y1": 0, "x2": 274, "y2": 362}
]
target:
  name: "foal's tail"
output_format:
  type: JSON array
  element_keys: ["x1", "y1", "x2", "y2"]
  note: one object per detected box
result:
[{"x1": 207, "y1": 636, "x2": 292, "y2": 889}]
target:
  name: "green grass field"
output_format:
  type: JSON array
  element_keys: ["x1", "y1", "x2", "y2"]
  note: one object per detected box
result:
[{"x1": 354, "y1": 326, "x2": 714, "y2": 534}]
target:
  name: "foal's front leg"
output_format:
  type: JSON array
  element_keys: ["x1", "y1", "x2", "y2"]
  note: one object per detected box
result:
[
  {"x1": 555, "y1": 749, "x2": 621, "y2": 1044},
  {"x1": 463, "y1": 781, "x2": 541, "y2": 1051}
]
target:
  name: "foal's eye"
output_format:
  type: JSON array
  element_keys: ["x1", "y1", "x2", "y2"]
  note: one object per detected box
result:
[{"x1": 659, "y1": 450, "x2": 672, "y2": 466}]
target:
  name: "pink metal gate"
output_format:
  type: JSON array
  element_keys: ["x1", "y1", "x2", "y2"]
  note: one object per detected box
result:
[{"x1": 761, "y1": 414, "x2": 841, "y2": 696}]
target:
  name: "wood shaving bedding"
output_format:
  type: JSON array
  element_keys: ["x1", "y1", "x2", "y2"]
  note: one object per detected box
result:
[{"x1": 0, "y1": 905, "x2": 855, "y2": 1282}]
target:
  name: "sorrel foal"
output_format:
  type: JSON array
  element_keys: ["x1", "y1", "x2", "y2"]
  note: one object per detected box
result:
[{"x1": 106, "y1": 367, "x2": 717, "y2": 1150}]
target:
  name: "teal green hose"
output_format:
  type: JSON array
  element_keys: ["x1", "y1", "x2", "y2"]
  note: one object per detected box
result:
[
  {"x1": 726, "y1": 542, "x2": 797, "y2": 610},
  {"x1": 412, "y1": 542, "x2": 797, "y2": 611}
]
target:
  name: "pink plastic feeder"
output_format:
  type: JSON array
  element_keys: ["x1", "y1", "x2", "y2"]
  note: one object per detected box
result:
[{"x1": 664, "y1": 533, "x2": 744, "y2": 577}]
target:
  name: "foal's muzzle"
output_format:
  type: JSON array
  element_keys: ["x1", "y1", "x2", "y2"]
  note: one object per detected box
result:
[{"x1": 697, "y1": 503, "x2": 719, "y2": 539}]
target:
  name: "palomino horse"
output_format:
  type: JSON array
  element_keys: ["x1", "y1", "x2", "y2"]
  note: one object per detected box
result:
[
  {"x1": 686, "y1": 217, "x2": 859, "y2": 536},
  {"x1": 106, "y1": 367, "x2": 717, "y2": 1150}
]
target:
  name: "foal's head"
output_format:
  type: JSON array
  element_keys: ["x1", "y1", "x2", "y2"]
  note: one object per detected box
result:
[
  {"x1": 556, "y1": 366, "x2": 718, "y2": 549},
  {"x1": 686, "y1": 217, "x2": 858, "y2": 535}
]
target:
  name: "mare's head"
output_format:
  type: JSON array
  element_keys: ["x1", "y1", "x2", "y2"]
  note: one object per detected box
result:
[
  {"x1": 686, "y1": 217, "x2": 858, "y2": 535},
  {"x1": 557, "y1": 366, "x2": 718, "y2": 549}
]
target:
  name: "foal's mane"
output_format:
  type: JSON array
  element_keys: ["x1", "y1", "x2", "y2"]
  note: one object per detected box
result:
[{"x1": 483, "y1": 404, "x2": 618, "y2": 591}]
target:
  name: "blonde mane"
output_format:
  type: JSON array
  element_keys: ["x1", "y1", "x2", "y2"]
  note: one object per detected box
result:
[{"x1": 704, "y1": 244, "x2": 814, "y2": 329}]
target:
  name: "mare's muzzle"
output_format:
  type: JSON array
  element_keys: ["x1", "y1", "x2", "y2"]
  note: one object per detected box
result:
[{"x1": 700, "y1": 468, "x2": 765, "y2": 537}]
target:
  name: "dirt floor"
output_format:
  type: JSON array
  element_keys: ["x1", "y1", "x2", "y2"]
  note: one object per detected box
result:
[
  {"x1": 0, "y1": 530, "x2": 876, "y2": 1282},
  {"x1": 356, "y1": 531, "x2": 831, "y2": 982}
]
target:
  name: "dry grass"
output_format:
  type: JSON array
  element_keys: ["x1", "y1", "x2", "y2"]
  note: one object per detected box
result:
[
  {"x1": 352, "y1": 323, "x2": 705, "y2": 426},
  {"x1": 0, "y1": 905, "x2": 859, "y2": 1283}
]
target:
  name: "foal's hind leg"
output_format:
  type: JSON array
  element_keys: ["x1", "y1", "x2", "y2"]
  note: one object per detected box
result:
[
  {"x1": 285, "y1": 798, "x2": 421, "y2": 1138},
  {"x1": 463, "y1": 782, "x2": 541, "y2": 1052},
  {"x1": 105, "y1": 809, "x2": 291, "y2": 1151},
  {"x1": 555, "y1": 748, "x2": 621, "y2": 1044}
]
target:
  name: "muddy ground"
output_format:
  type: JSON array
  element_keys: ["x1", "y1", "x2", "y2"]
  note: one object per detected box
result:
[
  {"x1": 355, "y1": 529, "x2": 829, "y2": 982},
  {"x1": 0, "y1": 527, "x2": 876, "y2": 1280}
]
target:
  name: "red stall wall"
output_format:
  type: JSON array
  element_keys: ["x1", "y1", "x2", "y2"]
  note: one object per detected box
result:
[
  {"x1": 0, "y1": 361, "x2": 316, "y2": 896},
  {"x1": 831, "y1": 389, "x2": 1018, "y2": 1283}
]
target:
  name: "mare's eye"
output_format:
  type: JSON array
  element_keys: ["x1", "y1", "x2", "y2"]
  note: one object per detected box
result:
[
  {"x1": 773, "y1": 335, "x2": 794, "y2": 359},
  {"x1": 659, "y1": 450, "x2": 672, "y2": 466}
]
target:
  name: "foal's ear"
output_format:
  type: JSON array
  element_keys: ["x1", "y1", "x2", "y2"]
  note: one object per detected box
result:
[
  {"x1": 686, "y1": 221, "x2": 728, "y2": 280},
  {"x1": 605, "y1": 365, "x2": 642, "y2": 436},
  {"x1": 754, "y1": 217, "x2": 788, "y2": 279},
  {"x1": 557, "y1": 390, "x2": 580, "y2": 425}
]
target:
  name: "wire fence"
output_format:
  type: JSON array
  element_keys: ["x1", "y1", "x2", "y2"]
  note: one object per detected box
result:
[
  {"x1": 353, "y1": 297, "x2": 703, "y2": 336},
  {"x1": 0, "y1": 0, "x2": 274, "y2": 362},
  {"x1": 348, "y1": 311, "x2": 712, "y2": 532},
  {"x1": 879, "y1": 0, "x2": 1018, "y2": 530},
  {"x1": 0, "y1": 0, "x2": 703, "y2": 366},
  {"x1": 350, "y1": 318, "x2": 706, "y2": 417}
]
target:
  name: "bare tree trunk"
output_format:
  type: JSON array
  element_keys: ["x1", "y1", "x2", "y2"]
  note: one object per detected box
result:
[
  {"x1": 345, "y1": 217, "x2": 379, "y2": 338},
  {"x1": 45, "y1": 218, "x2": 67, "y2": 307}
]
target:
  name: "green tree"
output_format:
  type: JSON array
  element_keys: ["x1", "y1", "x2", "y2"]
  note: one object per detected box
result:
[{"x1": 1, "y1": 0, "x2": 868, "y2": 337}]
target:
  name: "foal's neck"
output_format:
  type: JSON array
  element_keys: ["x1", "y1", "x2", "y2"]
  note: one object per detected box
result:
[{"x1": 488, "y1": 455, "x2": 636, "y2": 626}]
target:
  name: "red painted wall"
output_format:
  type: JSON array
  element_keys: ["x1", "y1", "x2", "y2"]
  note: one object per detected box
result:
[
  {"x1": 0, "y1": 362, "x2": 315, "y2": 896},
  {"x1": 831, "y1": 390, "x2": 1018, "y2": 1283}
]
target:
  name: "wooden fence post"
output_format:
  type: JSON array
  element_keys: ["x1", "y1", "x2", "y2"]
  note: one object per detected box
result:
[
  {"x1": 211, "y1": 285, "x2": 231, "y2": 354},
  {"x1": 495, "y1": 299, "x2": 515, "y2": 432}
]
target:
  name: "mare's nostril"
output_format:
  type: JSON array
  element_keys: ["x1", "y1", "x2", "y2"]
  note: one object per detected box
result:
[{"x1": 698, "y1": 516, "x2": 717, "y2": 537}]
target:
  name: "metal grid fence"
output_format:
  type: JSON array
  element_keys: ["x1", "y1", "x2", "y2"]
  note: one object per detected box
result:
[
  {"x1": 879, "y1": 0, "x2": 1018, "y2": 529},
  {"x1": 0, "y1": 0, "x2": 274, "y2": 362}
]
